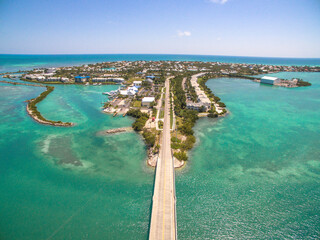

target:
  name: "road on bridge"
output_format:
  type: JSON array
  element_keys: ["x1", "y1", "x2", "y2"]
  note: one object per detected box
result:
[{"x1": 149, "y1": 77, "x2": 176, "y2": 240}]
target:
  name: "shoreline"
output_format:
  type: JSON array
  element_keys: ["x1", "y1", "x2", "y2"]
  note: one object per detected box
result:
[{"x1": 26, "y1": 86, "x2": 74, "y2": 127}]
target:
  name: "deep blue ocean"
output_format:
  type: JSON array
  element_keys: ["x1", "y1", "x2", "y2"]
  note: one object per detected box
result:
[{"x1": 1, "y1": 54, "x2": 320, "y2": 73}]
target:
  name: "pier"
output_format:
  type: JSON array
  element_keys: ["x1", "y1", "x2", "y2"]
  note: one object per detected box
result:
[{"x1": 149, "y1": 78, "x2": 177, "y2": 240}]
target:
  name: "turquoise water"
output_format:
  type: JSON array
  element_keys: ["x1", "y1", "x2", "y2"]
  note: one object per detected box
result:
[
  {"x1": 176, "y1": 72, "x2": 320, "y2": 239},
  {"x1": 0, "y1": 84, "x2": 154, "y2": 239},
  {"x1": 1, "y1": 54, "x2": 320, "y2": 73},
  {"x1": 1, "y1": 56, "x2": 320, "y2": 239}
]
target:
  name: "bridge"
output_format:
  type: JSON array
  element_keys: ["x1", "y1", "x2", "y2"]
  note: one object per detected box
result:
[{"x1": 149, "y1": 78, "x2": 177, "y2": 240}]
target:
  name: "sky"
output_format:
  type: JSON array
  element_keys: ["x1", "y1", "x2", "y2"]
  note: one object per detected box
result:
[{"x1": 0, "y1": 0, "x2": 320, "y2": 58}]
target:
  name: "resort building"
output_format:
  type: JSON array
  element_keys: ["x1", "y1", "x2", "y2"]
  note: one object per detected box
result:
[
  {"x1": 75, "y1": 76, "x2": 90, "y2": 83},
  {"x1": 141, "y1": 97, "x2": 155, "y2": 107},
  {"x1": 261, "y1": 76, "x2": 280, "y2": 85},
  {"x1": 61, "y1": 77, "x2": 70, "y2": 83},
  {"x1": 37, "y1": 76, "x2": 46, "y2": 81},
  {"x1": 92, "y1": 78, "x2": 110, "y2": 83},
  {"x1": 119, "y1": 86, "x2": 139, "y2": 96},
  {"x1": 133, "y1": 81, "x2": 142, "y2": 87},
  {"x1": 186, "y1": 102, "x2": 204, "y2": 111},
  {"x1": 111, "y1": 78, "x2": 125, "y2": 83},
  {"x1": 46, "y1": 77, "x2": 61, "y2": 82}
]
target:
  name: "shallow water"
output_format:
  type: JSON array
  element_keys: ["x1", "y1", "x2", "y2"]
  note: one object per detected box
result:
[
  {"x1": 0, "y1": 83, "x2": 154, "y2": 240},
  {"x1": 176, "y1": 72, "x2": 320, "y2": 239}
]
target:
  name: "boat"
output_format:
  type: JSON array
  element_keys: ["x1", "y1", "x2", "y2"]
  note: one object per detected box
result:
[
  {"x1": 103, "y1": 90, "x2": 118, "y2": 96},
  {"x1": 85, "y1": 82, "x2": 89, "y2": 86}
]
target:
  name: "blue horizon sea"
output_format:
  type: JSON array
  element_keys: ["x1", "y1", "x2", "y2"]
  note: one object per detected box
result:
[
  {"x1": 0, "y1": 55, "x2": 319, "y2": 239},
  {"x1": 1, "y1": 54, "x2": 320, "y2": 73}
]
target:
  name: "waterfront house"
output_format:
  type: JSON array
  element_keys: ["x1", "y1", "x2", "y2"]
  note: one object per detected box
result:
[
  {"x1": 92, "y1": 78, "x2": 109, "y2": 83},
  {"x1": 37, "y1": 76, "x2": 46, "y2": 81},
  {"x1": 61, "y1": 77, "x2": 70, "y2": 83},
  {"x1": 46, "y1": 77, "x2": 61, "y2": 82},
  {"x1": 261, "y1": 76, "x2": 280, "y2": 85},
  {"x1": 75, "y1": 75, "x2": 90, "y2": 83},
  {"x1": 186, "y1": 102, "x2": 204, "y2": 111}
]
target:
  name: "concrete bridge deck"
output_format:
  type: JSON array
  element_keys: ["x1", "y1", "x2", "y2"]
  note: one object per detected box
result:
[{"x1": 149, "y1": 78, "x2": 177, "y2": 240}]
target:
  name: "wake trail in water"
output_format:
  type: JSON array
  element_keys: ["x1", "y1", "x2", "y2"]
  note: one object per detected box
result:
[{"x1": 45, "y1": 189, "x2": 102, "y2": 240}]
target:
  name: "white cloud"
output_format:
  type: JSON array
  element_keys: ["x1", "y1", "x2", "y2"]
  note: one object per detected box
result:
[
  {"x1": 178, "y1": 31, "x2": 191, "y2": 37},
  {"x1": 209, "y1": 0, "x2": 228, "y2": 4}
]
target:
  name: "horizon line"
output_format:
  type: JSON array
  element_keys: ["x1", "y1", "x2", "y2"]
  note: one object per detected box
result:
[{"x1": 1, "y1": 53, "x2": 320, "y2": 60}]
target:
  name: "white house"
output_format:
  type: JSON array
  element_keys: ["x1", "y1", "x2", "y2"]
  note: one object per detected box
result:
[
  {"x1": 111, "y1": 78, "x2": 125, "y2": 83},
  {"x1": 142, "y1": 97, "x2": 155, "y2": 107},
  {"x1": 133, "y1": 81, "x2": 142, "y2": 87},
  {"x1": 119, "y1": 86, "x2": 139, "y2": 96},
  {"x1": 261, "y1": 76, "x2": 280, "y2": 85}
]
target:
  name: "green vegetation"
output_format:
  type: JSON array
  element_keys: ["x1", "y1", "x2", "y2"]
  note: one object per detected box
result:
[
  {"x1": 142, "y1": 129, "x2": 156, "y2": 147},
  {"x1": 173, "y1": 151, "x2": 188, "y2": 161},
  {"x1": 297, "y1": 79, "x2": 312, "y2": 86},
  {"x1": 127, "y1": 109, "x2": 159, "y2": 151},
  {"x1": 159, "y1": 109, "x2": 164, "y2": 119},
  {"x1": 170, "y1": 75, "x2": 201, "y2": 159},
  {"x1": 177, "y1": 110, "x2": 198, "y2": 135},
  {"x1": 171, "y1": 75, "x2": 186, "y2": 115},
  {"x1": 180, "y1": 135, "x2": 196, "y2": 151},
  {"x1": 152, "y1": 108, "x2": 157, "y2": 117},
  {"x1": 171, "y1": 136, "x2": 181, "y2": 149},
  {"x1": 127, "y1": 109, "x2": 148, "y2": 131},
  {"x1": 27, "y1": 86, "x2": 73, "y2": 126},
  {"x1": 132, "y1": 100, "x2": 141, "y2": 108},
  {"x1": 170, "y1": 99, "x2": 174, "y2": 129},
  {"x1": 228, "y1": 74, "x2": 258, "y2": 80},
  {"x1": 208, "y1": 110, "x2": 218, "y2": 118},
  {"x1": 218, "y1": 102, "x2": 226, "y2": 107}
]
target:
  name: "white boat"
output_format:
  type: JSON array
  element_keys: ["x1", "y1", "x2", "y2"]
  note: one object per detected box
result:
[
  {"x1": 103, "y1": 90, "x2": 118, "y2": 96},
  {"x1": 85, "y1": 82, "x2": 89, "y2": 86}
]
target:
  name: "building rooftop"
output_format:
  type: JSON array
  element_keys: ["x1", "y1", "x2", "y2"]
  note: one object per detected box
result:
[
  {"x1": 261, "y1": 76, "x2": 279, "y2": 81},
  {"x1": 142, "y1": 97, "x2": 155, "y2": 103}
]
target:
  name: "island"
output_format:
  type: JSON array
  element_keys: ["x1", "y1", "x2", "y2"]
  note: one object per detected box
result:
[{"x1": 1, "y1": 60, "x2": 317, "y2": 167}]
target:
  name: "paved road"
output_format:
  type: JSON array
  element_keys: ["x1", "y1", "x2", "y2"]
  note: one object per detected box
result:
[{"x1": 149, "y1": 78, "x2": 176, "y2": 240}]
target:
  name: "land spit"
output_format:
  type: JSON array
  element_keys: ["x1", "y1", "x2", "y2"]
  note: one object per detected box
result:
[
  {"x1": 26, "y1": 104, "x2": 74, "y2": 127},
  {"x1": 26, "y1": 86, "x2": 74, "y2": 127},
  {"x1": 0, "y1": 80, "x2": 45, "y2": 87},
  {"x1": 96, "y1": 127, "x2": 133, "y2": 136}
]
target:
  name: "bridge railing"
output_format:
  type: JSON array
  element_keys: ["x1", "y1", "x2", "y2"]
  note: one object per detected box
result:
[{"x1": 171, "y1": 149, "x2": 177, "y2": 240}]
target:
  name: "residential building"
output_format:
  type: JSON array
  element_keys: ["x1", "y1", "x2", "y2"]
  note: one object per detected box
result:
[
  {"x1": 74, "y1": 76, "x2": 90, "y2": 83},
  {"x1": 142, "y1": 97, "x2": 155, "y2": 107}
]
